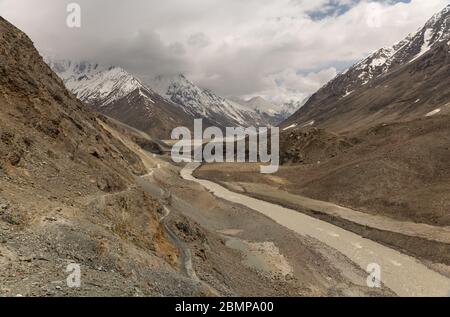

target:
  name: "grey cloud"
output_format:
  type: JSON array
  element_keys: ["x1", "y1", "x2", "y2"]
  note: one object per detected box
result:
[
  {"x1": 94, "y1": 30, "x2": 191, "y2": 82},
  {"x1": 169, "y1": 42, "x2": 187, "y2": 56},
  {"x1": 187, "y1": 32, "x2": 211, "y2": 48}
]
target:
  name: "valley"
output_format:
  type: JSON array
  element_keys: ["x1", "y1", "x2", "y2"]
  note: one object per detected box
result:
[{"x1": 1, "y1": 3, "x2": 450, "y2": 299}]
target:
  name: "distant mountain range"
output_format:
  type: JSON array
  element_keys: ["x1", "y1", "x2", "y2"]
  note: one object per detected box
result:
[
  {"x1": 148, "y1": 74, "x2": 261, "y2": 128},
  {"x1": 45, "y1": 60, "x2": 195, "y2": 139},
  {"x1": 283, "y1": 4, "x2": 450, "y2": 132},
  {"x1": 46, "y1": 60, "x2": 302, "y2": 138}
]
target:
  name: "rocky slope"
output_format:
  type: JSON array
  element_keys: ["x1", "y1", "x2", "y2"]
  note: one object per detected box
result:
[
  {"x1": 47, "y1": 60, "x2": 194, "y2": 139},
  {"x1": 0, "y1": 16, "x2": 198, "y2": 296},
  {"x1": 279, "y1": 127, "x2": 356, "y2": 165},
  {"x1": 0, "y1": 23, "x2": 150, "y2": 195},
  {"x1": 283, "y1": 4, "x2": 450, "y2": 132},
  {"x1": 93, "y1": 86, "x2": 194, "y2": 140}
]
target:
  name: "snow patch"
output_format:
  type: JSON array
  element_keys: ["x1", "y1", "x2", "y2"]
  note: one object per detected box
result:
[
  {"x1": 410, "y1": 28, "x2": 434, "y2": 62},
  {"x1": 139, "y1": 89, "x2": 155, "y2": 103},
  {"x1": 301, "y1": 120, "x2": 315, "y2": 128},
  {"x1": 283, "y1": 124, "x2": 297, "y2": 131},
  {"x1": 343, "y1": 90, "x2": 354, "y2": 98},
  {"x1": 425, "y1": 108, "x2": 441, "y2": 117}
]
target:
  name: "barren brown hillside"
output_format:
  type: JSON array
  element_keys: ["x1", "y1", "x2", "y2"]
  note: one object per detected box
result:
[{"x1": 0, "y1": 16, "x2": 186, "y2": 296}]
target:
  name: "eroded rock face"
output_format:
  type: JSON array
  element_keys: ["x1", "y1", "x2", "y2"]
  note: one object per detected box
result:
[
  {"x1": 0, "y1": 17, "x2": 191, "y2": 296},
  {"x1": 0, "y1": 16, "x2": 148, "y2": 197}
]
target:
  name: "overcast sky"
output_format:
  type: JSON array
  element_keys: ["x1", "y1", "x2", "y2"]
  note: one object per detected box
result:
[{"x1": 0, "y1": 0, "x2": 448, "y2": 103}]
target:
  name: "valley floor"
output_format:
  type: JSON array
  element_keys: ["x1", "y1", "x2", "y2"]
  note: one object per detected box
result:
[
  {"x1": 3, "y1": 118, "x2": 449, "y2": 297},
  {"x1": 195, "y1": 162, "x2": 450, "y2": 295},
  {"x1": 0, "y1": 120, "x2": 391, "y2": 297},
  {"x1": 142, "y1": 157, "x2": 392, "y2": 296}
]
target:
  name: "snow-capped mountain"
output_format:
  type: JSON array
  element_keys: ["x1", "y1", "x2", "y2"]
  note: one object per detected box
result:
[
  {"x1": 230, "y1": 96, "x2": 305, "y2": 125},
  {"x1": 149, "y1": 74, "x2": 265, "y2": 127},
  {"x1": 47, "y1": 58, "x2": 278, "y2": 138},
  {"x1": 47, "y1": 59, "x2": 194, "y2": 139},
  {"x1": 283, "y1": 4, "x2": 450, "y2": 131},
  {"x1": 244, "y1": 96, "x2": 278, "y2": 115},
  {"x1": 279, "y1": 98, "x2": 309, "y2": 117},
  {"x1": 332, "y1": 4, "x2": 450, "y2": 99},
  {"x1": 46, "y1": 60, "x2": 147, "y2": 107}
]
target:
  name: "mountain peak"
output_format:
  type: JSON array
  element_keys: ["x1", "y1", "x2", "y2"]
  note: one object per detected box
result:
[
  {"x1": 47, "y1": 58, "x2": 147, "y2": 107},
  {"x1": 431, "y1": 4, "x2": 449, "y2": 22},
  {"x1": 283, "y1": 5, "x2": 450, "y2": 132},
  {"x1": 314, "y1": 4, "x2": 449, "y2": 101},
  {"x1": 248, "y1": 96, "x2": 267, "y2": 103},
  {"x1": 149, "y1": 73, "x2": 266, "y2": 127}
]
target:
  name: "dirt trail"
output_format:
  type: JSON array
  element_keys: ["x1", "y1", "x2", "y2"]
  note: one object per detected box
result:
[
  {"x1": 90, "y1": 123, "x2": 215, "y2": 293},
  {"x1": 160, "y1": 206, "x2": 197, "y2": 281},
  {"x1": 183, "y1": 162, "x2": 450, "y2": 297},
  {"x1": 138, "y1": 175, "x2": 220, "y2": 295}
]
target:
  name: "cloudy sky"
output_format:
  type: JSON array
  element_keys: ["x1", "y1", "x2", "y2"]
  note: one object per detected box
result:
[{"x1": 0, "y1": 0, "x2": 448, "y2": 104}]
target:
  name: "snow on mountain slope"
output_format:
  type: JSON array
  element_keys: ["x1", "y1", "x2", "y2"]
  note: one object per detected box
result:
[
  {"x1": 245, "y1": 96, "x2": 279, "y2": 115},
  {"x1": 48, "y1": 59, "x2": 277, "y2": 128},
  {"x1": 279, "y1": 98, "x2": 308, "y2": 117},
  {"x1": 46, "y1": 59, "x2": 194, "y2": 139},
  {"x1": 335, "y1": 4, "x2": 450, "y2": 98},
  {"x1": 46, "y1": 59, "x2": 148, "y2": 107},
  {"x1": 283, "y1": 4, "x2": 450, "y2": 131},
  {"x1": 230, "y1": 96, "x2": 305, "y2": 125},
  {"x1": 149, "y1": 74, "x2": 263, "y2": 127}
]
